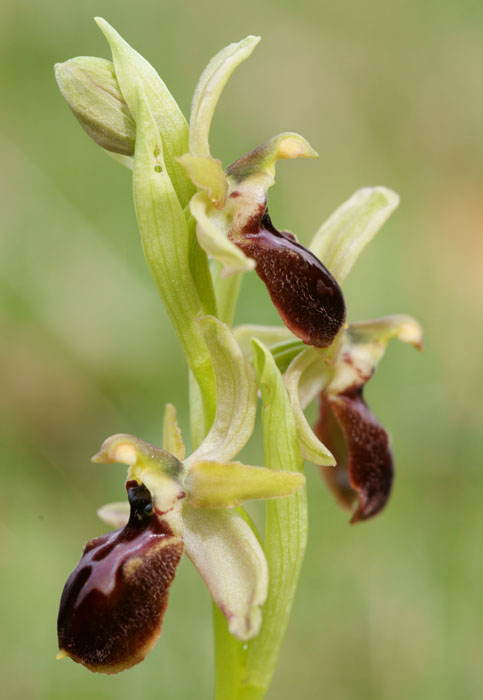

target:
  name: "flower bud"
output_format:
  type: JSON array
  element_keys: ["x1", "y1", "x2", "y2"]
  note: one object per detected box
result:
[
  {"x1": 54, "y1": 57, "x2": 135, "y2": 155},
  {"x1": 57, "y1": 481, "x2": 183, "y2": 673}
]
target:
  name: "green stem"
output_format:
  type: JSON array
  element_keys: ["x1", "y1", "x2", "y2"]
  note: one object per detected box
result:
[
  {"x1": 212, "y1": 262, "x2": 243, "y2": 326},
  {"x1": 242, "y1": 342, "x2": 308, "y2": 698},
  {"x1": 213, "y1": 606, "x2": 247, "y2": 700}
]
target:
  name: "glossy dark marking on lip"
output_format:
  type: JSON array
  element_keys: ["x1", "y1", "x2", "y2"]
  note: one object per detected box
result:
[
  {"x1": 231, "y1": 211, "x2": 346, "y2": 348},
  {"x1": 315, "y1": 388, "x2": 393, "y2": 523},
  {"x1": 57, "y1": 482, "x2": 183, "y2": 673}
]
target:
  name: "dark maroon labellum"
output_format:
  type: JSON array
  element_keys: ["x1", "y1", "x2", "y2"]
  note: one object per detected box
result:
[
  {"x1": 57, "y1": 482, "x2": 183, "y2": 673},
  {"x1": 315, "y1": 389, "x2": 393, "y2": 523},
  {"x1": 232, "y1": 212, "x2": 346, "y2": 348}
]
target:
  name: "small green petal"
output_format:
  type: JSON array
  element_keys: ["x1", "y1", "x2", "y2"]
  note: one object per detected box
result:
[
  {"x1": 309, "y1": 186, "x2": 400, "y2": 283},
  {"x1": 54, "y1": 57, "x2": 135, "y2": 155},
  {"x1": 97, "y1": 501, "x2": 129, "y2": 528},
  {"x1": 284, "y1": 349, "x2": 335, "y2": 466},
  {"x1": 95, "y1": 17, "x2": 194, "y2": 206},
  {"x1": 190, "y1": 192, "x2": 255, "y2": 275},
  {"x1": 227, "y1": 132, "x2": 318, "y2": 185},
  {"x1": 328, "y1": 314, "x2": 423, "y2": 395},
  {"x1": 178, "y1": 154, "x2": 228, "y2": 207},
  {"x1": 190, "y1": 35, "x2": 261, "y2": 158},
  {"x1": 226, "y1": 132, "x2": 318, "y2": 252},
  {"x1": 186, "y1": 460, "x2": 305, "y2": 509},
  {"x1": 186, "y1": 316, "x2": 257, "y2": 466},
  {"x1": 162, "y1": 403, "x2": 186, "y2": 460},
  {"x1": 234, "y1": 324, "x2": 295, "y2": 360},
  {"x1": 183, "y1": 506, "x2": 268, "y2": 641}
]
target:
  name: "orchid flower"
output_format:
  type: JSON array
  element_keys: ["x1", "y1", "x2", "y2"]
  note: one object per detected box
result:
[
  {"x1": 57, "y1": 316, "x2": 304, "y2": 673},
  {"x1": 235, "y1": 187, "x2": 423, "y2": 522},
  {"x1": 179, "y1": 39, "x2": 346, "y2": 349}
]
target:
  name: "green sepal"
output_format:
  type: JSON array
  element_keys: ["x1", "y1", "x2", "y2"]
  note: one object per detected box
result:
[
  {"x1": 309, "y1": 186, "x2": 400, "y2": 283},
  {"x1": 183, "y1": 505, "x2": 268, "y2": 641},
  {"x1": 186, "y1": 316, "x2": 257, "y2": 465},
  {"x1": 186, "y1": 460, "x2": 305, "y2": 508},
  {"x1": 190, "y1": 192, "x2": 255, "y2": 275},
  {"x1": 284, "y1": 348, "x2": 335, "y2": 466},
  {"x1": 95, "y1": 17, "x2": 194, "y2": 206},
  {"x1": 190, "y1": 35, "x2": 261, "y2": 158},
  {"x1": 54, "y1": 56, "x2": 135, "y2": 155}
]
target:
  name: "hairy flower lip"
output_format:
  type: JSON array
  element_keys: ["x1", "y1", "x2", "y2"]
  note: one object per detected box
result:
[
  {"x1": 231, "y1": 210, "x2": 346, "y2": 348},
  {"x1": 317, "y1": 387, "x2": 394, "y2": 523}
]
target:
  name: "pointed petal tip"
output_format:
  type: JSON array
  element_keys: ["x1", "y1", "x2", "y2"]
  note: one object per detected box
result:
[
  {"x1": 277, "y1": 134, "x2": 318, "y2": 160},
  {"x1": 91, "y1": 434, "x2": 139, "y2": 465},
  {"x1": 397, "y1": 318, "x2": 424, "y2": 350}
]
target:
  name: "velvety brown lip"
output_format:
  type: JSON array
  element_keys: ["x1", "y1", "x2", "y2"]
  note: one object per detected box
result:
[
  {"x1": 315, "y1": 388, "x2": 393, "y2": 523},
  {"x1": 231, "y1": 211, "x2": 346, "y2": 348}
]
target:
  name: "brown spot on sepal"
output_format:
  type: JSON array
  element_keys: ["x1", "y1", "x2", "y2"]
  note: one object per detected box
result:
[
  {"x1": 231, "y1": 212, "x2": 346, "y2": 348},
  {"x1": 315, "y1": 389, "x2": 393, "y2": 523},
  {"x1": 57, "y1": 483, "x2": 183, "y2": 673}
]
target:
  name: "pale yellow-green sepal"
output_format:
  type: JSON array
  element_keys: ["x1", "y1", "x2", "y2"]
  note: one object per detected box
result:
[
  {"x1": 186, "y1": 316, "x2": 257, "y2": 465},
  {"x1": 190, "y1": 192, "x2": 255, "y2": 276},
  {"x1": 95, "y1": 17, "x2": 193, "y2": 206},
  {"x1": 284, "y1": 349, "x2": 335, "y2": 466},
  {"x1": 162, "y1": 402, "x2": 186, "y2": 460},
  {"x1": 186, "y1": 460, "x2": 305, "y2": 508},
  {"x1": 178, "y1": 154, "x2": 228, "y2": 208},
  {"x1": 309, "y1": 186, "x2": 400, "y2": 283},
  {"x1": 190, "y1": 35, "x2": 261, "y2": 158},
  {"x1": 97, "y1": 501, "x2": 129, "y2": 528},
  {"x1": 183, "y1": 506, "x2": 268, "y2": 641}
]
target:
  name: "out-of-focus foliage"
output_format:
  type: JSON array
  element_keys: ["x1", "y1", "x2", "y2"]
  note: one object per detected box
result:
[{"x1": 1, "y1": 0, "x2": 482, "y2": 698}]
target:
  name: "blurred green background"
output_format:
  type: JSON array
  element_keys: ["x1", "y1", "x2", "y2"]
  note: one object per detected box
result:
[{"x1": 1, "y1": 0, "x2": 482, "y2": 698}]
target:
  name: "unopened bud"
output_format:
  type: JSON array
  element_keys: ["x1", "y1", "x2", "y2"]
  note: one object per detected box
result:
[{"x1": 54, "y1": 56, "x2": 135, "y2": 155}]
